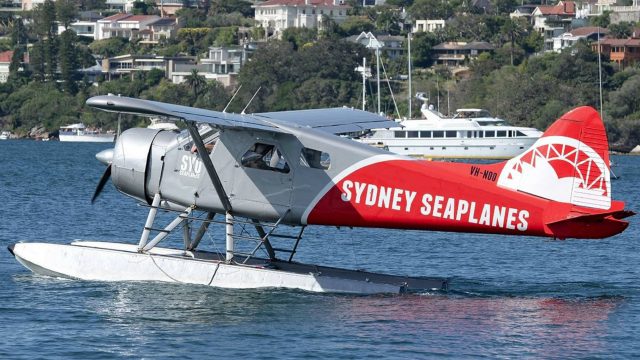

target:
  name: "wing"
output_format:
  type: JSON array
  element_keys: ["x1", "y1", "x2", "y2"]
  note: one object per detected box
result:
[
  {"x1": 254, "y1": 108, "x2": 399, "y2": 134},
  {"x1": 86, "y1": 95, "x2": 398, "y2": 134}
]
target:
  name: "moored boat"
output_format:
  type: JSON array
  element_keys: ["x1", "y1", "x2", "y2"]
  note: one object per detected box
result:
[
  {"x1": 354, "y1": 99, "x2": 542, "y2": 159},
  {"x1": 59, "y1": 123, "x2": 114, "y2": 143}
]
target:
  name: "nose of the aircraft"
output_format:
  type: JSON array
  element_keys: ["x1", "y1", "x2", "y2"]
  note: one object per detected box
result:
[{"x1": 96, "y1": 148, "x2": 114, "y2": 165}]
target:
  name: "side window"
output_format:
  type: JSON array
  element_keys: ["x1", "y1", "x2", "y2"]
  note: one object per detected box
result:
[
  {"x1": 300, "y1": 147, "x2": 330, "y2": 170},
  {"x1": 241, "y1": 143, "x2": 290, "y2": 173}
]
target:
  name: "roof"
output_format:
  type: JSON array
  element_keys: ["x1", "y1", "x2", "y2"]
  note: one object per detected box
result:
[
  {"x1": 536, "y1": 1, "x2": 575, "y2": 16},
  {"x1": 255, "y1": 0, "x2": 349, "y2": 7},
  {"x1": 100, "y1": 13, "x2": 131, "y2": 22},
  {"x1": 119, "y1": 15, "x2": 159, "y2": 22},
  {"x1": 570, "y1": 26, "x2": 608, "y2": 37},
  {"x1": 598, "y1": 38, "x2": 640, "y2": 46},
  {"x1": 0, "y1": 50, "x2": 13, "y2": 63},
  {"x1": 150, "y1": 18, "x2": 176, "y2": 26}
]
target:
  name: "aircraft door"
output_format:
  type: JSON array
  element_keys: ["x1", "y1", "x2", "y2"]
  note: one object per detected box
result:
[{"x1": 229, "y1": 140, "x2": 294, "y2": 208}]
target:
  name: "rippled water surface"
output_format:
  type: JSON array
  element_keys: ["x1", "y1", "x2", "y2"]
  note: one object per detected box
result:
[{"x1": 1, "y1": 141, "x2": 638, "y2": 359}]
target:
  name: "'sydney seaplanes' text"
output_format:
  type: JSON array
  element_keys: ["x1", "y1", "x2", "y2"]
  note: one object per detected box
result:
[{"x1": 340, "y1": 180, "x2": 529, "y2": 231}]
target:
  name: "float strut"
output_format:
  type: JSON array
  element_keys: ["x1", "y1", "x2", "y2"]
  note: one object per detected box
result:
[
  {"x1": 138, "y1": 193, "x2": 161, "y2": 251},
  {"x1": 226, "y1": 211, "x2": 234, "y2": 263}
]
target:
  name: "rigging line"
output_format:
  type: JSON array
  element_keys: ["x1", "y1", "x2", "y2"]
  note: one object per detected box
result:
[
  {"x1": 379, "y1": 57, "x2": 401, "y2": 119},
  {"x1": 149, "y1": 254, "x2": 185, "y2": 283}
]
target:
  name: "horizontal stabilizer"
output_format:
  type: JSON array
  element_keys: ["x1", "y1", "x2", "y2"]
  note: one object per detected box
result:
[{"x1": 546, "y1": 209, "x2": 634, "y2": 239}]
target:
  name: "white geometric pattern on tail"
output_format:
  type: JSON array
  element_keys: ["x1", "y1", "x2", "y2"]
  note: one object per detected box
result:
[{"x1": 497, "y1": 136, "x2": 611, "y2": 210}]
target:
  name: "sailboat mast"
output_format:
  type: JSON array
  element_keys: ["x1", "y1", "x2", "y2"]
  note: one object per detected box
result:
[{"x1": 408, "y1": 32, "x2": 412, "y2": 119}]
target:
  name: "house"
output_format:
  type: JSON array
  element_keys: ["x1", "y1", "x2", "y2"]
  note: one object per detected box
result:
[
  {"x1": 592, "y1": 37, "x2": 640, "y2": 69},
  {"x1": 96, "y1": 13, "x2": 161, "y2": 41},
  {"x1": 509, "y1": 5, "x2": 538, "y2": 20},
  {"x1": 101, "y1": 54, "x2": 196, "y2": 80},
  {"x1": 532, "y1": 1, "x2": 576, "y2": 52},
  {"x1": 412, "y1": 20, "x2": 445, "y2": 33},
  {"x1": 58, "y1": 21, "x2": 99, "y2": 39},
  {"x1": 0, "y1": 51, "x2": 14, "y2": 83},
  {"x1": 253, "y1": 0, "x2": 350, "y2": 39},
  {"x1": 551, "y1": 26, "x2": 608, "y2": 52},
  {"x1": 172, "y1": 46, "x2": 254, "y2": 87},
  {"x1": 431, "y1": 41, "x2": 494, "y2": 67},
  {"x1": 140, "y1": 17, "x2": 179, "y2": 44}
]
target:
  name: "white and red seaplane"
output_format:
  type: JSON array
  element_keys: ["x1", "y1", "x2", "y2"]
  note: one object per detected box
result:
[{"x1": 9, "y1": 95, "x2": 634, "y2": 293}]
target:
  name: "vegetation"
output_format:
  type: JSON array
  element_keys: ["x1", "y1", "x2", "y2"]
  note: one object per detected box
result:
[{"x1": 0, "y1": 0, "x2": 639, "y2": 149}]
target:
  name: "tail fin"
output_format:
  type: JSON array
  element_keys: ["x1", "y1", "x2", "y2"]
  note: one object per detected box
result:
[{"x1": 497, "y1": 106, "x2": 611, "y2": 210}]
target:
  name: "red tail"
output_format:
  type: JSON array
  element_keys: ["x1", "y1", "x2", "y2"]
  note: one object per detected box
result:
[{"x1": 497, "y1": 106, "x2": 633, "y2": 238}]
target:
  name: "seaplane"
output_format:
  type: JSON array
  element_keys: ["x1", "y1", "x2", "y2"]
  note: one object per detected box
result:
[{"x1": 8, "y1": 95, "x2": 634, "y2": 294}]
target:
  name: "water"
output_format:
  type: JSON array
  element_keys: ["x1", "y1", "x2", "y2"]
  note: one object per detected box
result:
[{"x1": 1, "y1": 140, "x2": 639, "y2": 359}]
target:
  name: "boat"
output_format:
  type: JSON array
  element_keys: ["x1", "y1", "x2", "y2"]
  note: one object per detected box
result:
[
  {"x1": 0, "y1": 131, "x2": 10, "y2": 140},
  {"x1": 58, "y1": 123, "x2": 115, "y2": 143},
  {"x1": 354, "y1": 95, "x2": 543, "y2": 159},
  {"x1": 147, "y1": 117, "x2": 179, "y2": 131}
]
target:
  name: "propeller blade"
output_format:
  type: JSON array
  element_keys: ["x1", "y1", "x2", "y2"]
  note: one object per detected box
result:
[{"x1": 91, "y1": 164, "x2": 112, "y2": 204}]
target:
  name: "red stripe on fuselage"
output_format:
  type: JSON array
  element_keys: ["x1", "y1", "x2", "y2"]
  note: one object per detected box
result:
[{"x1": 307, "y1": 159, "x2": 555, "y2": 237}]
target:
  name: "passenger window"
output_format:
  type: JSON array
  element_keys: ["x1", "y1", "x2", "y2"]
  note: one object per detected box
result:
[
  {"x1": 485, "y1": 131, "x2": 495, "y2": 137},
  {"x1": 446, "y1": 131, "x2": 457, "y2": 138},
  {"x1": 394, "y1": 131, "x2": 406, "y2": 138},
  {"x1": 497, "y1": 130, "x2": 507, "y2": 137},
  {"x1": 408, "y1": 131, "x2": 419, "y2": 138},
  {"x1": 433, "y1": 131, "x2": 444, "y2": 138},
  {"x1": 300, "y1": 147, "x2": 330, "y2": 170},
  {"x1": 241, "y1": 143, "x2": 290, "y2": 173}
]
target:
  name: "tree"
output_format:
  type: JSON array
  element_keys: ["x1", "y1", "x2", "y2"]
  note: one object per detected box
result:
[
  {"x1": 58, "y1": 29, "x2": 78, "y2": 94},
  {"x1": 89, "y1": 37, "x2": 129, "y2": 58},
  {"x1": 339, "y1": 16, "x2": 375, "y2": 36},
  {"x1": 608, "y1": 74, "x2": 640, "y2": 119},
  {"x1": 408, "y1": 0, "x2": 454, "y2": 20},
  {"x1": 56, "y1": 0, "x2": 77, "y2": 29},
  {"x1": 184, "y1": 69, "x2": 207, "y2": 97},
  {"x1": 500, "y1": 18, "x2": 527, "y2": 66},
  {"x1": 590, "y1": 11, "x2": 611, "y2": 28},
  {"x1": 609, "y1": 22, "x2": 633, "y2": 39},
  {"x1": 10, "y1": 19, "x2": 28, "y2": 47}
]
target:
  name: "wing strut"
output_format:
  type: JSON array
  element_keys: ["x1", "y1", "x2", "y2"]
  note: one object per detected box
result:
[{"x1": 185, "y1": 121, "x2": 232, "y2": 212}]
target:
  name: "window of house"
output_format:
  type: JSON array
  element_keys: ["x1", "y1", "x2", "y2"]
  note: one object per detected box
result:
[
  {"x1": 300, "y1": 147, "x2": 330, "y2": 170},
  {"x1": 241, "y1": 143, "x2": 290, "y2": 173}
]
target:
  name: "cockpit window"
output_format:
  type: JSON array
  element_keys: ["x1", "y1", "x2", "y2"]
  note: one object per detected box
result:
[
  {"x1": 241, "y1": 143, "x2": 290, "y2": 173},
  {"x1": 180, "y1": 124, "x2": 219, "y2": 152},
  {"x1": 299, "y1": 147, "x2": 330, "y2": 170}
]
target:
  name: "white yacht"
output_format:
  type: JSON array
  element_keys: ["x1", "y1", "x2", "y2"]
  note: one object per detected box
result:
[
  {"x1": 0, "y1": 131, "x2": 10, "y2": 140},
  {"x1": 355, "y1": 101, "x2": 542, "y2": 159},
  {"x1": 59, "y1": 123, "x2": 115, "y2": 143}
]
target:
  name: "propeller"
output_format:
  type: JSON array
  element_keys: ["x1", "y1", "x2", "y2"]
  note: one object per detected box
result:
[{"x1": 91, "y1": 143, "x2": 115, "y2": 204}]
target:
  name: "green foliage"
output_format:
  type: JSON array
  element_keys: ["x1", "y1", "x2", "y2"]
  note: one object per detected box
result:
[
  {"x1": 175, "y1": 8, "x2": 207, "y2": 28},
  {"x1": 408, "y1": 0, "x2": 454, "y2": 20},
  {"x1": 89, "y1": 37, "x2": 129, "y2": 58},
  {"x1": 339, "y1": 16, "x2": 375, "y2": 36},
  {"x1": 58, "y1": 29, "x2": 78, "y2": 94},
  {"x1": 590, "y1": 11, "x2": 611, "y2": 28},
  {"x1": 236, "y1": 39, "x2": 366, "y2": 112},
  {"x1": 608, "y1": 22, "x2": 633, "y2": 39},
  {"x1": 214, "y1": 27, "x2": 238, "y2": 47},
  {"x1": 209, "y1": 0, "x2": 254, "y2": 17},
  {"x1": 55, "y1": 0, "x2": 77, "y2": 29},
  {"x1": 282, "y1": 28, "x2": 318, "y2": 50}
]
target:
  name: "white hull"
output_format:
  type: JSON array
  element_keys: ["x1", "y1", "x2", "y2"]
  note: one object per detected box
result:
[
  {"x1": 59, "y1": 134, "x2": 114, "y2": 143},
  {"x1": 368, "y1": 138, "x2": 539, "y2": 159},
  {"x1": 9, "y1": 241, "x2": 446, "y2": 294}
]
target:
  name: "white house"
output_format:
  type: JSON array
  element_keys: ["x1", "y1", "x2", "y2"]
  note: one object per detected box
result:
[
  {"x1": 412, "y1": 19, "x2": 445, "y2": 33},
  {"x1": 253, "y1": 0, "x2": 350, "y2": 38},
  {"x1": 551, "y1": 26, "x2": 607, "y2": 52},
  {"x1": 96, "y1": 13, "x2": 161, "y2": 41}
]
